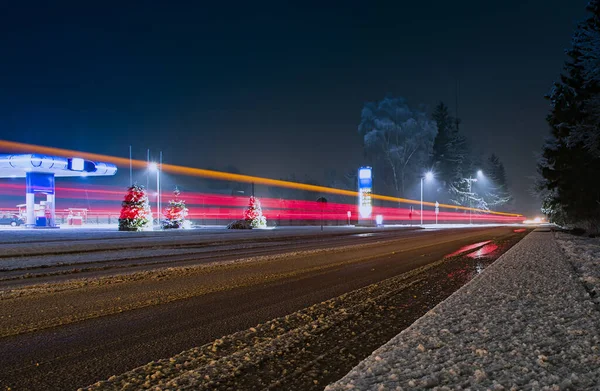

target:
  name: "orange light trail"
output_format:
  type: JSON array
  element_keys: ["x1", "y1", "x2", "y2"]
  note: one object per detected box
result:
[{"x1": 0, "y1": 140, "x2": 523, "y2": 217}]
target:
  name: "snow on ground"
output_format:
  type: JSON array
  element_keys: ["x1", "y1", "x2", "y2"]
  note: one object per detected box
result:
[
  {"x1": 326, "y1": 229, "x2": 600, "y2": 390},
  {"x1": 556, "y1": 232, "x2": 600, "y2": 305}
]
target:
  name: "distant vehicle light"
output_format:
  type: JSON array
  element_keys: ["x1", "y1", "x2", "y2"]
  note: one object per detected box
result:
[{"x1": 523, "y1": 216, "x2": 546, "y2": 224}]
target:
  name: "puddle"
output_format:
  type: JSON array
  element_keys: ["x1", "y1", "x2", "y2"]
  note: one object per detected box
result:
[
  {"x1": 467, "y1": 243, "x2": 499, "y2": 258},
  {"x1": 445, "y1": 240, "x2": 491, "y2": 258}
]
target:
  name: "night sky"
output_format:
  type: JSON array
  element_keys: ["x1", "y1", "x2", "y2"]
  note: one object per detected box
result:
[{"x1": 0, "y1": 1, "x2": 589, "y2": 216}]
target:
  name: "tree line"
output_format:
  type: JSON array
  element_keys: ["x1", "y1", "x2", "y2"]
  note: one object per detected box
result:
[{"x1": 538, "y1": 0, "x2": 600, "y2": 232}]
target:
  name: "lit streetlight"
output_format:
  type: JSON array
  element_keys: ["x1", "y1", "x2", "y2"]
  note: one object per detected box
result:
[
  {"x1": 149, "y1": 162, "x2": 160, "y2": 224},
  {"x1": 421, "y1": 171, "x2": 434, "y2": 225},
  {"x1": 467, "y1": 170, "x2": 484, "y2": 224}
]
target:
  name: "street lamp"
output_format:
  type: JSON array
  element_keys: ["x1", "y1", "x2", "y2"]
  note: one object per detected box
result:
[
  {"x1": 149, "y1": 162, "x2": 160, "y2": 224},
  {"x1": 421, "y1": 171, "x2": 434, "y2": 225},
  {"x1": 467, "y1": 170, "x2": 484, "y2": 224}
]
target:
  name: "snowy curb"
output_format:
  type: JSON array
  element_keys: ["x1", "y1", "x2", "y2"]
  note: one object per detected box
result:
[{"x1": 326, "y1": 230, "x2": 600, "y2": 390}]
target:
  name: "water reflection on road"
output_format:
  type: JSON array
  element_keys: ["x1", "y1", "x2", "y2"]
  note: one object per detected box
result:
[
  {"x1": 444, "y1": 240, "x2": 503, "y2": 284},
  {"x1": 468, "y1": 243, "x2": 499, "y2": 258},
  {"x1": 444, "y1": 240, "x2": 491, "y2": 258}
]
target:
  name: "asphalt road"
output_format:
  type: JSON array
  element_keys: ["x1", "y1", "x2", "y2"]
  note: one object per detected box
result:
[
  {"x1": 0, "y1": 226, "x2": 526, "y2": 390},
  {"x1": 1, "y1": 226, "x2": 430, "y2": 285}
]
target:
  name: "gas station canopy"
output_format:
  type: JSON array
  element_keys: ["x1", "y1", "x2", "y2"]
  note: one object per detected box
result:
[
  {"x1": 0, "y1": 154, "x2": 116, "y2": 178},
  {"x1": 0, "y1": 154, "x2": 117, "y2": 228}
]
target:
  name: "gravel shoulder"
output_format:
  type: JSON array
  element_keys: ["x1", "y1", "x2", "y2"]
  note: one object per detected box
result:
[{"x1": 326, "y1": 229, "x2": 600, "y2": 390}]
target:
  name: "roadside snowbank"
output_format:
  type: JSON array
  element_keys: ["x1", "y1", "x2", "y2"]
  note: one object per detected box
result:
[
  {"x1": 326, "y1": 230, "x2": 600, "y2": 390},
  {"x1": 556, "y1": 232, "x2": 600, "y2": 306}
]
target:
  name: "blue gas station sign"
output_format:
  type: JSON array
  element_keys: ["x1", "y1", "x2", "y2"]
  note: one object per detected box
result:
[{"x1": 358, "y1": 166, "x2": 372, "y2": 219}]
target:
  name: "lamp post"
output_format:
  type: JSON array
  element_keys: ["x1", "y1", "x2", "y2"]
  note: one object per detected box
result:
[
  {"x1": 420, "y1": 171, "x2": 434, "y2": 225},
  {"x1": 149, "y1": 162, "x2": 160, "y2": 224},
  {"x1": 468, "y1": 177, "x2": 476, "y2": 224},
  {"x1": 159, "y1": 151, "x2": 162, "y2": 222},
  {"x1": 467, "y1": 170, "x2": 484, "y2": 224},
  {"x1": 317, "y1": 197, "x2": 327, "y2": 231}
]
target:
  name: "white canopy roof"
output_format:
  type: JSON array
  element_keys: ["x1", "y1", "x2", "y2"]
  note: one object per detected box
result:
[{"x1": 0, "y1": 154, "x2": 117, "y2": 178}]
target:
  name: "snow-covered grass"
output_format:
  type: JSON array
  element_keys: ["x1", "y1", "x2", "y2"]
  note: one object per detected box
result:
[
  {"x1": 556, "y1": 232, "x2": 600, "y2": 305},
  {"x1": 326, "y1": 230, "x2": 600, "y2": 390}
]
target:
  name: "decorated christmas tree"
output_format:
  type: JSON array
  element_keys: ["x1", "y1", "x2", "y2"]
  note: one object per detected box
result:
[
  {"x1": 243, "y1": 196, "x2": 267, "y2": 228},
  {"x1": 162, "y1": 187, "x2": 190, "y2": 229},
  {"x1": 118, "y1": 184, "x2": 152, "y2": 231}
]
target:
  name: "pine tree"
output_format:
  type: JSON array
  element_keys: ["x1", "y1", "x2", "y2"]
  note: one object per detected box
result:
[
  {"x1": 243, "y1": 196, "x2": 267, "y2": 228},
  {"x1": 431, "y1": 102, "x2": 472, "y2": 207},
  {"x1": 432, "y1": 103, "x2": 466, "y2": 184},
  {"x1": 483, "y1": 153, "x2": 512, "y2": 207},
  {"x1": 431, "y1": 102, "x2": 454, "y2": 175},
  {"x1": 485, "y1": 154, "x2": 506, "y2": 186},
  {"x1": 118, "y1": 185, "x2": 152, "y2": 231},
  {"x1": 162, "y1": 187, "x2": 189, "y2": 229},
  {"x1": 539, "y1": 0, "x2": 600, "y2": 230}
]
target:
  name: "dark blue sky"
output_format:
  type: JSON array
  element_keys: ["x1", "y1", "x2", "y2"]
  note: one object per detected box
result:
[{"x1": 0, "y1": 0, "x2": 589, "y2": 215}]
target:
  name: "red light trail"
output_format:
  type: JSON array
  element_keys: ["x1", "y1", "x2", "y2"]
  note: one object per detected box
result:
[
  {"x1": 0, "y1": 140, "x2": 523, "y2": 218},
  {"x1": 0, "y1": 183, "x2": 524, "y2": 224}
]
